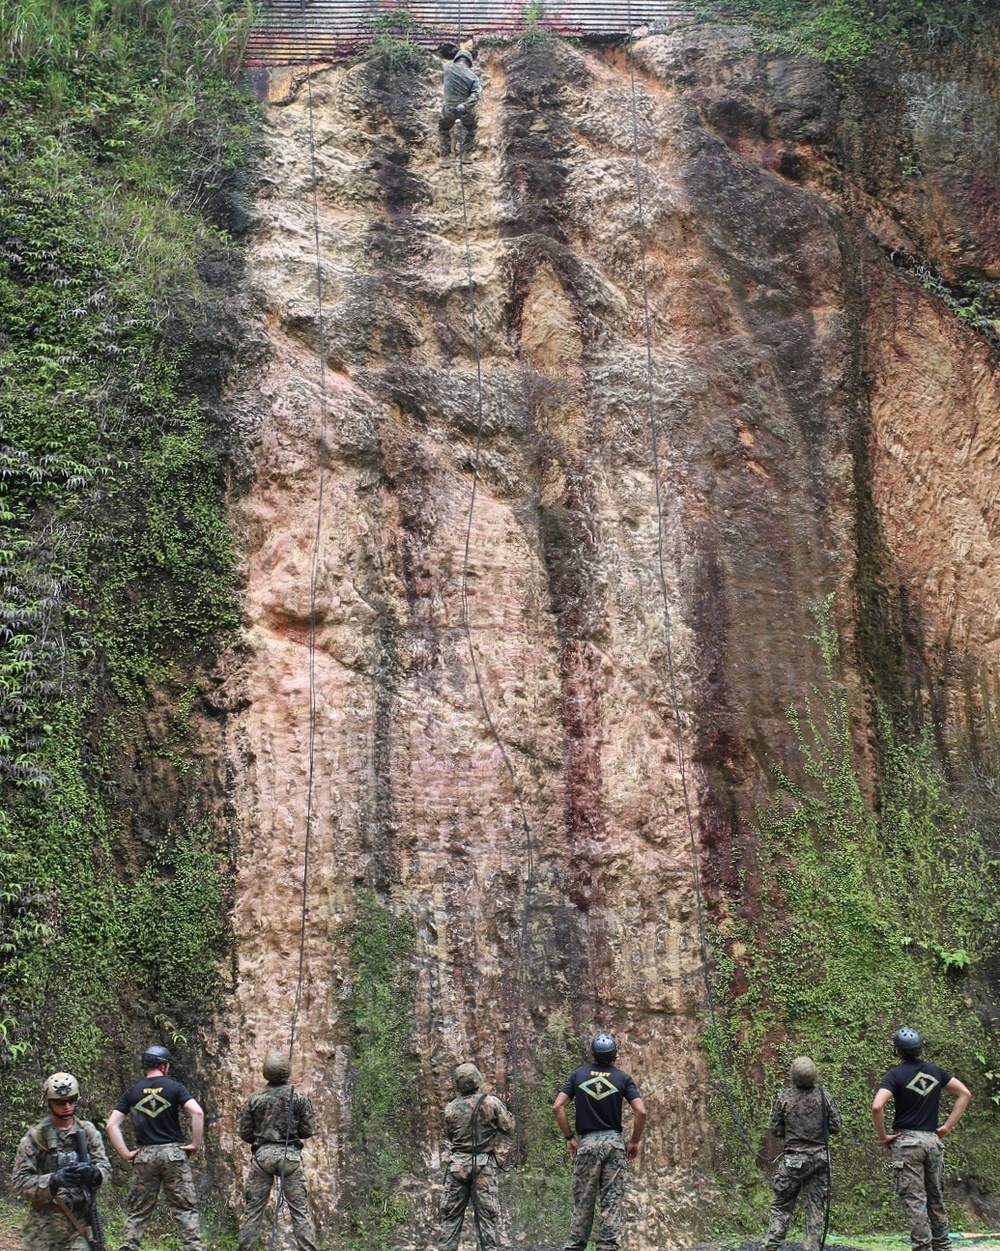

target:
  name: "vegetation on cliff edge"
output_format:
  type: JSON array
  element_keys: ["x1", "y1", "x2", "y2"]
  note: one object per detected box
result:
[
  {"x1": 698, "y1": 0, "x2": 997, "y2": 65},
  {"x1": 0, "y1": 0, "x2": 256, "y2": 1158},
  {"x1": 712, "y1": 599, "x2": 1000, "y2": 1234}
]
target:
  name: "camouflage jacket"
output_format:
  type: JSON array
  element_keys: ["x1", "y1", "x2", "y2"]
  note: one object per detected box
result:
[
  {"x1": 443, "y1": 1092, "x2": 515, "y2": 1159},
  {"x1": 769, "y1": 1087, "x2": 842, "y2": 1153},
  {"x1": 442, "y1": 60, "x2": 482, "y2": 109},
  {"x1": 239, "y1": 1083, "x2": 315, "y2": 1148},
  {"x1": 12, "y1": 1117, "x2": 112, "y2": 1210}
]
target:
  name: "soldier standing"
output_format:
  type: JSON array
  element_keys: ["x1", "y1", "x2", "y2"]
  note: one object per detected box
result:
[
  {"x1": 764, "y1": 1057, "x2": 842, "y2": 1251},
  {"x1": 11, "y1": 1072, "x2": 111, "y2": 1251},
  {"x1": 106, "y1": 1045, "x2": 205, "y2": 1251},
  {"x1": 238, "y1": 1050, "x2": 317, "y2": 1251},
  {"x1": 872, "y1": 1027, "x2": 972, "y2": 1251},
  {"x1": 552, "y1": 1033, "x2": 646, "y2": 1251},
  {"x1": 439, "y1": 1063, "x2": 515, "y2": 1251},
  {"x1": 439, "y1": 50, "x2": 482, "y2": 158}
]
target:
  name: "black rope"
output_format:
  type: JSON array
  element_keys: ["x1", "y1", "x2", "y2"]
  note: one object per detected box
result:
[
  {"x1": 468, "y1": 1092, "x2": 488, "y2": 1251},
  {"x1": 266, "y1": 2, "x2": 329, "y2": 1245},
  {"x1": 455, "y1": 128, "x2": 536, "y2": 1152},
  {"x1": 623, "y1": 6, "x2": 767, "y2": 1168},
  {"x1": 820, "y1": 1087, "x2": 833, "y2": 1251}
]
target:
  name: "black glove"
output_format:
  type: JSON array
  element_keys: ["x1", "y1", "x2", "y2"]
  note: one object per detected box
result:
[
  {"x1": 78, "y1": 1164, "x2": 103, "y2": 1188},
  {"x1": 49, "y1": 1164, "x2": 83, "y2": 1193}
]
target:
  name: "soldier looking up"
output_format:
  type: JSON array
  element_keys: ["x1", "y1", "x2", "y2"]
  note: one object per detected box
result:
[
  {"x1": 764, "y1": 1056, "x2": 842, "y2": 1251},
  {"x1": 439, "y1": 1063, "x2": 515, "y2": 1251},
  {"x1": 106, "y1": 1045, "x2": 205, "y2": 1251},
  {"x1": 552, "y1": 1033, "x2": 646, "y2": 1251},
  {"x1": 439, "y1": 49, "x2": 482, "y2": 158},
  {"x1": 872, "y1": 1028, "x2": 972, "y2": 1251},
  {"x1": 238, "y1": 1050, "x2": 317, "y2": 1251},
  {"x1": 11, "y1": 1072, "x2": 111, "y2": 1251}
]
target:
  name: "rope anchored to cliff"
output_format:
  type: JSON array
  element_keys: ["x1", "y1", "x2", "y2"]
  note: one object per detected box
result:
[
  {"x1": 623, "y1": 4, "x2": 770, "y2": 1172},
  {"x1": 455, "y1": 132, "x2": 537, "y2": 1164},
  {"x1": 266, "y1": 3, "x2": 330, "y2": 1246}
]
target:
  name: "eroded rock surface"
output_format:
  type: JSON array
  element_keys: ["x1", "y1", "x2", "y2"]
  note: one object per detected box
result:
[{"x1": 213, "y1": 27, "x2": 1000, "y2": 1246}]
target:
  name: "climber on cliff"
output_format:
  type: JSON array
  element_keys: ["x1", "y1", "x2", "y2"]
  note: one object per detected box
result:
[
  {"x1": 553, "y1": 1033, "x2": 646, "y2": 1251},
  {"x1": 106, "y1": 1045, "x2": 205, "y2": 1251},
  {"x1": 872, "y1": 1028, "x2": 972, "y2": 1251},
  {"x1": 439, "y1": 48, "x2": 482, "y2": 159},
  {"x1": 238, "y1": 1050, "x2": 317, "y2": 1251},
  {"x1": 439, "y1": 1063, "x2": 515, "y2": 1251},
  {"x1": 764, "y1": 1056, "x2": 841, "y2": 1251}
]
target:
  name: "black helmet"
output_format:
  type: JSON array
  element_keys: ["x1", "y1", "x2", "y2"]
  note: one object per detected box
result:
[
  {"x1": 142, "y1": 1045, "x2": 173, "y2": 1068},
  {"x1": 591, "y1": 1033, "x2": 617, "y2": 1063},
  {"x1": 893, "y1": 1027, "x2": 922, "y2": 1058}
]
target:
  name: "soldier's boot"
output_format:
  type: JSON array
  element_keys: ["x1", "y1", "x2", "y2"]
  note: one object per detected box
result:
[{"x1": 460, "y1": 126, "x2": 478, "y2": 156}]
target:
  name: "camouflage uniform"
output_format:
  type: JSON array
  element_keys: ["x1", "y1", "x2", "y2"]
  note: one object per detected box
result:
[
  {"x1": 11, "y1": 1118, "x2": 112, "y2": 1251},
  {"x1": 439, "y1": 58, "x2": 482, "y2": 156},
  {"x1": 564, "y1": 1130, "x2": 627, "y2": 1251},
  {"x1": 765, "y1": 1086, "x2": 842, "y2": 1251},
  {"x1": 121, "y1": 1145, "x2": 203, "y2": 1251},
  {"x1": 440, "y1": 1091, "x2": 515, "y2": 1251},
  {"x1": 890, "y1": 1132, "x2": 949, "y2": 1251},
  {"x1": 238, "y1": 1082, "x2": 317, "y2": 1251}
]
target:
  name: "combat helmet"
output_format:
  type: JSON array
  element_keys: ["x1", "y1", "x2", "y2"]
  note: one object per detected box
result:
[
  {"x1": 44, "y1": 1072, "x2": 80, "y2": 1101},
  {"x1": 142, "y1": 1044, "x2": 173, "y2": 1068},
  {"x1": 790, "y1": 1056, "x2": 817, "y2": 1089},
  {"x1": 591, "y1": 1033, "x2": 617, "y2": 1064},
  {"x1": 453, "y1": 49, "x2": 474, "y2": 66},
  {"x1": 893, "y1": 1027, "x2": 923, "y2": 1059},
  {"x1": 454, "y1": 1063, "x2": 484, "y2": 1094},
  {"x1": 263, "y1": 1050, "x2": 291, "y2": 1084}
]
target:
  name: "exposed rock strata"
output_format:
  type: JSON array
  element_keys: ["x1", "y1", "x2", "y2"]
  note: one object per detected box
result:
[{"x1": 215, "y1": 26, "x2": 1000, "y2": 1246}]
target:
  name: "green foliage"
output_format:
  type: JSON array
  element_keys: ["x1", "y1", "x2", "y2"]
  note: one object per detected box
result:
[
  {"x1": 519, "y1": 1, "x2": 554, "y2": 47},
  {"x1": 121, "y1": 823, "x2": 231, "y2": 1013},
  {"x1": 0, "y1": 0, "x2": 254, "y2": 78},
  {"x1": 367, "y1": 11, "x2": 425, "y2": 72},
  {"x1": 342, "y1": 892, "x2": 418, "y2": 1248},
  {"x1": 0, "y1": 0, "x2": 255, "y2": 1152},
  {"x1": 711, "y1": 597, "x2": 1000, "y2": 1232},
  {"x1": 694, "y1": 0, "x2": 995, "y2": 67},
  {"x1": 504, "y1": 1024, "x2": 579, "y2": 1245}
]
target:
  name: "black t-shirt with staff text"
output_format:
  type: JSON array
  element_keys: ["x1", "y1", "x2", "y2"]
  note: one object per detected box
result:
[
  {"x1": 878, "y1": 1061, "x2": 952, "y2": 1133},
  {"x1": 560, "y1": 1064, "x2": 642, "y2": 1136},
  {"x1": 115, "y1": 1076, "x2": 194, "y2": 1145}
]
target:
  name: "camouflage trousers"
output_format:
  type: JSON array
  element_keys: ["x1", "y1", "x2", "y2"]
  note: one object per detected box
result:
[
  {"x1": 239, "y1": 1145, "x2": 317, "y2": 1251},
  {"x1": 891, "y1": 1131, "x2": 950, "y2": 1251},
  {"x1": 438, "y1": 103, "x2": 478, "y2": 155},
  {"x1": 121, "y1": 1143, "x2": 204, "y2": 1251},
  {"x1": 564, "y1": 1130, "x2": 627, "y2": 1251},
  {"x1": 439, "y1": 1154, "x2": 500, "y2": 1251},
  {"x1": 764, "y1": 1150, "x2": 829, "y2": 1251},
  {"x1": 21, "y1": 1206, "x2": 91, "y2": 1251}
]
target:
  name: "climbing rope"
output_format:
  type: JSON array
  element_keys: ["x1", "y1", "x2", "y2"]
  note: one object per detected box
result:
[
  {"x1": 455, "y1": 133, "x2": 537, "y2": 1153},
  {"x1": 623, "y1": 7, "x2": 770, "y2": 1169},
  {"x1": 265, "y1": 4, "x2": 330, "y2": 1245}
]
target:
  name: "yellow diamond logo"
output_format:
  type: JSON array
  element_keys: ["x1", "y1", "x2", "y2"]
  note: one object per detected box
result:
[
  {"x1": 134, "y1": 1090, "x2": 172, "y2": 1118},
  {"x1": 579, "y1": 1075, "x2": 618, "y2": 1101},
  {"x1": 906, "y1": 1072, "x2": 940, "y2": 1098}
]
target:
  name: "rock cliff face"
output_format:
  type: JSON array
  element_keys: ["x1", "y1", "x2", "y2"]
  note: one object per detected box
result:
[{"x1": 214, "y1": 24, "x2": 1000, "y2": 1246}]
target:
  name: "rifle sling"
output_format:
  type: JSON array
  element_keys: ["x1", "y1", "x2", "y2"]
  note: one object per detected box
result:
[{"x1": 53, "y1": 1196, "x2": 93, "y2": 1243}]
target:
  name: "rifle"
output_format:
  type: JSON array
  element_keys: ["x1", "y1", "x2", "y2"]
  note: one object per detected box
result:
[{"x1": 74, "y1": 1125, "x2": 107, "y2": 1251}]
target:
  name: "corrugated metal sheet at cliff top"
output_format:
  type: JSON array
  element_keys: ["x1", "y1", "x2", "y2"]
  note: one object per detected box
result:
[{"x1": 245, "y1": 0, "x2": 696, "y2": 66}]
